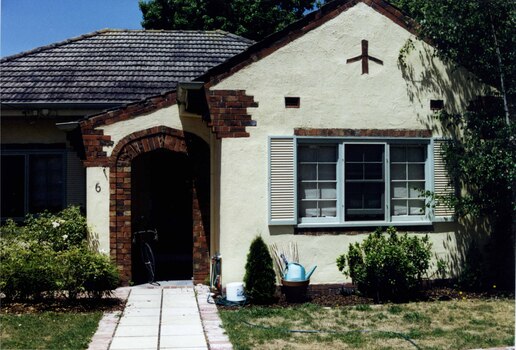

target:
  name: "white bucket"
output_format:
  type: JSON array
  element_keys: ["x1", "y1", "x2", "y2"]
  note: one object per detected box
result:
[{"x1": 226, "y1": 282, "x2": 245, "y2": 302}]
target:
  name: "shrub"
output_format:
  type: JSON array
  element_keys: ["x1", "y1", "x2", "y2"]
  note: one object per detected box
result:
[
  {"x1": 23, "y1": 206, "x2": 88, "y2": 251},
  {"x1": 59, "y1": 247, "x2": 119, "y2": 299},
  {"x1": 0, "y1": 206, "x2": 119, "y2": 300},
  {"x1": 243, "y1": 236, "x2": 276, "y2": 304},
  {"x1": 336, "y1": 227, "x2": 432, "y2": 302},
  {"x1": 0, "y1": 238, "x2": 59, "y2": 299}
]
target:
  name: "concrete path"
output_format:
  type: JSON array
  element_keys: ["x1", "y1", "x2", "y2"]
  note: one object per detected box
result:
[{"x1": 88, "y1": 281, "x2": 232, "y2": 350}]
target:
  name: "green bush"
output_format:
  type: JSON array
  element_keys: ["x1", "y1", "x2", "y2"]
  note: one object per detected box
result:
[
  {"x1": 0, "y1": 238, "x2": 59, "y2": 299},
  {"x1": 243, "y1": 236, "x2": 276, "y2": 304},
  {"x1": 336, "y1": 227, "x2": 432, "y2": 302},
  {"x1": 59, "y1": 247, "x2": 119, "y2": 299},
  {"x1": 0, "y1": 206, "x2": 119, "y2": 300}
]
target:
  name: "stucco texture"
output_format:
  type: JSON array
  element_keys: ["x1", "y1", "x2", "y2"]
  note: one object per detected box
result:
[{"x1": 211, "y1": 4, "x2": 489, "y2": 284}]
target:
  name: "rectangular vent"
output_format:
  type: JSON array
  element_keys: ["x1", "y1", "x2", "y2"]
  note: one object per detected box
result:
[
  {"x1": 430, "y1": 99, "x2": 444, "y2": 110},
  {"x1": 285, "y1": 97, "x2": 300, "y2": 108}
]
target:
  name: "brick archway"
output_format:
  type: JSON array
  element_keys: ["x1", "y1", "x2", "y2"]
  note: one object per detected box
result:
[{"x1": 109, "y1": 126, "x2": 210, "y2": 284}]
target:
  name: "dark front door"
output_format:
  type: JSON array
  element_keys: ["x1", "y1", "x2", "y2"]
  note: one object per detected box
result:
[{"x1": 131, "y1": 149, "x2": 193, "y2": 283}]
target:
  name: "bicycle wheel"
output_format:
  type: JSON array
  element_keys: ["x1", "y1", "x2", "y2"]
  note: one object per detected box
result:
[{"x1": 141, "y1": 242, "x2": 156, "y2": 283}]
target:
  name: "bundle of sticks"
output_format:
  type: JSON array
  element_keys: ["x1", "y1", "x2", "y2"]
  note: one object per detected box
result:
[{"x1": 269, "y1": 242, "x2": 299, "y2": 281}]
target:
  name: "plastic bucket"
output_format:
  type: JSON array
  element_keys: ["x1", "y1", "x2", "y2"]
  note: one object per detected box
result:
[{"x1": 226, "y1": 282, "x2": 246, "y2": 302}]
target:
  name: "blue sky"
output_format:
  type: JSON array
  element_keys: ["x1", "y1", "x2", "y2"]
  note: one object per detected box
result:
[{"x1": 1, "y1": 0, "x2": 143, "y2": 57}]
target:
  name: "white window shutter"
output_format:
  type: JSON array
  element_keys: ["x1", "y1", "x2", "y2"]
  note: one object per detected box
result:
[
  {"x1": 269, "y1": 137, "x2": 297, "y2": 225},
  {"x1": 433, "y1": 139, "x2": 455, "y2": 218}
]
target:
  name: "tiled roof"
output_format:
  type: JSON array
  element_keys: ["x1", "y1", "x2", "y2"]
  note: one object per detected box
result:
[{"x1": 0, "y1": 29, "x2": 253, "y2": 104}]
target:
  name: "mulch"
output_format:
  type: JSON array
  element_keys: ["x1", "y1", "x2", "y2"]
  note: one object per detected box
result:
[
  {"x1": 217, "y1": 286, "x2": 514, "y2": 309},
  {"x1": 1, "y1": 297, "x2": 126, "y2": 314}
]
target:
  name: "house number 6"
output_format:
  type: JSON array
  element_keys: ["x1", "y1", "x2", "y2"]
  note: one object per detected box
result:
[{"x1": 95, "y1": 183, "x2": 101, "y2": 193}]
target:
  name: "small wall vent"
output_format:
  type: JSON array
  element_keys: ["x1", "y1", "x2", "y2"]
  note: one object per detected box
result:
[
  {"x1": 285, "y1": 97, "x2": 300, "y2": 108},
  {"x1": 430, "y1": 99, "x2": 444, "y2": 110}
]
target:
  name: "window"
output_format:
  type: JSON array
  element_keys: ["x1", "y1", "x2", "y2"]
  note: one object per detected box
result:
[
  {"x1": 298, "y1": 144, "x2": 338, "y2": 221},
  {"x1": 1, "y1": 151, "x2": 65, "y2": 219},
  {"x1": 296, "y1": 140, "x2": 430, "y2": 226}
]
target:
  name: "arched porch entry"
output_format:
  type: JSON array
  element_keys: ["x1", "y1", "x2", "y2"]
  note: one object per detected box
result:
[{"x1": 109, "y1": 126, "x2": 210, "y2": 284}]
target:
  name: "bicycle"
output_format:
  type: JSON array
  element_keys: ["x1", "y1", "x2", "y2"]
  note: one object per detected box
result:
[{"x1": 132, "y1": 229, "x2": 160, "y2": 286}]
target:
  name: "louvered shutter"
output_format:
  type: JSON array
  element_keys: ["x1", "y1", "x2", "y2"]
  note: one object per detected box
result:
[
  {"x1": 269, "y1": 137, "x2": 297, "y2": 225},
  {"x1": 433, "y1": 139, "x2": 455, "y2": 218}
]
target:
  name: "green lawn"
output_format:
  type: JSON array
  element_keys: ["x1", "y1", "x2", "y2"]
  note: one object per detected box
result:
[
  {"x1": 219, "y1": 299, "x2": 515, "y2": 350},
  {"x1": 0, "y1": 311, "x2": 102, "y2": 350}
]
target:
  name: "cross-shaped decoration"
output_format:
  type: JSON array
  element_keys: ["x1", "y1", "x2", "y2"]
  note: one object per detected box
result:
[{"x1": 346, "y1": 39, "x2": 383, "y2": 74}]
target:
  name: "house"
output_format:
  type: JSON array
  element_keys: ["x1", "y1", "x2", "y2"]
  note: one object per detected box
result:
[{"x1": 1, "y1": 0, "x2": 490, "y2": 286}]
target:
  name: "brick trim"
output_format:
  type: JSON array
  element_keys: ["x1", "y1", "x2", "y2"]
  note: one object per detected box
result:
[
  {"x1": 294, "y1": 128, "x2": 432, "y2": 137},
  {"x1": 109, "y1": 126, "x2": 210, "y2": 284},
  {"x1": 205, "y1": 89, "x2": 258, "y2": 138},
  {"x1": 79, "y1": 92, "x2": 177, "y2": 167},
  {"x1": 199, "y1": 0, "x2": 418, "y2": 87}
]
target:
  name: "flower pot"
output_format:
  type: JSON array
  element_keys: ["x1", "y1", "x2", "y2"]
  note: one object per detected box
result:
[{"x1": 281, "y1": 279, "x2": 309, "y2": 303}]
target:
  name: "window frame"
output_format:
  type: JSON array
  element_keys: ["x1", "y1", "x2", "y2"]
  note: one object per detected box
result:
[
  {"x1": 1, "y1": 149, "x2": 67, "y2": 220},
  {"x1": 296, "y1": 137, "x2": 433, "y2": 228}
]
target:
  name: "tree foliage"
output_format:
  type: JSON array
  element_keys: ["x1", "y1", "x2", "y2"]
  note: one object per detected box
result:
[
  {"x1": 244, "y1": 236, "x2": 276, "y2": 304},
  {"x1": 392, "y1": 0, "x2": 515, "y2": 97},
  {"x1": 391, "y1": 0, "x2": 515, "y2": 289},
  {"x1": 139, "y1": 0, "x2": 324, "y2": 40}
]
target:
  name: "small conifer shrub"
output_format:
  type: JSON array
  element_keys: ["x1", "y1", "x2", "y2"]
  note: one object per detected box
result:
[{"x1": 243, "y1": 236, "x2": 276, "y2": 304}]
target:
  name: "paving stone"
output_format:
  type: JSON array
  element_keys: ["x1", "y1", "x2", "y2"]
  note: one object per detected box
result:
[
  {"x1": 123, "y1": 308, "x2": 161, "y2": 317},
  {"x1": 159, "y1": 335, "x2": 207, "y2": 348},
  {"x1": 110, "y1": 336, "x2": 157, "y2": 349},
  {"x1": 114, "y1": 325, "x2": 159, "y2": 337},
  {"x1": 118, "y1": 316, "x2": 160, "y2": 326},
  {"x1": 160, "y1": 324, "x2": 204, "y2": 336}
]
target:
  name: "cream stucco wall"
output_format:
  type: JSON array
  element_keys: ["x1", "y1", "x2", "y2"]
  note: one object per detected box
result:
[
  {"x1": 86, "y1": 167, "x2": 110, "y2": 254},
  {"x1": 212, "y1": 4, "x2": 488, "y2": 284}
]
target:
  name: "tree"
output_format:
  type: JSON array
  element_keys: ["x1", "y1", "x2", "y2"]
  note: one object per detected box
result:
[
  {"x1": 392, "y1": 0, "x2": 515, "y2": 289},
  {"x1": 392, "y1": 0, "x2": 514, "y2": 120},
  {"x1": 139, "y1": 0, "x2": 324, "y2": 41},
  {"x1": 244, "y1": 236, "x2": 276, "y2": 304}
]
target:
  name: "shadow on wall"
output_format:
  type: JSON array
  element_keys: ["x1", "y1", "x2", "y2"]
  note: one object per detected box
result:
[
  {"x1": 398, "y1": 39, "x2": 492, "y2": 126},
  {"x1": 433, "y1": 217, "x2": 491, "y2": 282}
]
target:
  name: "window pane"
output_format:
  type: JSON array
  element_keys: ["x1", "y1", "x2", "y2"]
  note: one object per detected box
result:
[
  {"x1": 392, "y1": 182, "x2": 408, "y2": 198},
  {"x1": 407, "y1": 147, "x2": 425, "y2": 162},
  {"x1": 318, "y1": 146, "x2": 337, "y2": 162},
  {"x1": 300, "y1": 201, "x2": 319, "y2": 217},
  {"x1": 408, "y1": 164, "x2": 424, "y2": 180},
  {"x1": 391, "y1": 146, "x2": 406, "y2": 162},
  {"x1": 409, "y1": 200, "x2": 425, "y2": 215},
  {"x1": 299, "y1": 164, "x2": 316, "y2": 180},
  {"x1": 364, "y1": 164, "x2": 382, "y2": 180},
  {"x1": 345, "y1": 163, "x2": 362, "y2": 179},
  {"x1": 1, "y1": 155, "x2": 25, "y2": 218},
  {"x1": 392, "y1": 199, "x2": 408, "y2": 215},
  {"x1": 345, "y1": 145, "x2": 363, "y2": 161},
  {"x1": 320, "y1": 201, "x2": 337, "y2": 217},
  {"x1": 320, "y1": 183, "x2": 336, "y2": 199},
  {"x1": 409, "y1": 181, "x2": 425, "y2": 198},
  {"x1": 29, "y1": 155, "x2": 63, "y2": 213},
  {"x1": 364, "y1": 183, "x2": 383, "y2": 208},
  {"x1": 300, "y1": 182, "x2": 318, "y2": 199},
  {"x1": 298, "y1": 146, "x2": 317, "y2": 162},
  {"x1": 319, "y1": 164, "x2": 336, "y2": 180},
  {"x1": 391, "y1": 164, "x2": 406, "y2": 180},
  {"x1": 345, "y1": 183, "x2": 363, "y2": 209},
  {"x1": 364, "y1": 145, "x2": 383, "y2": 161}
]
